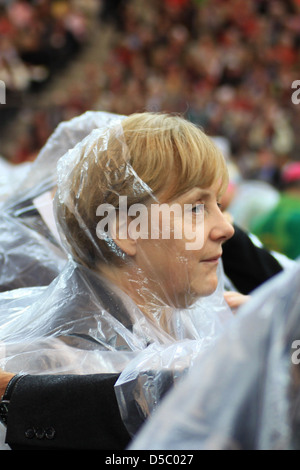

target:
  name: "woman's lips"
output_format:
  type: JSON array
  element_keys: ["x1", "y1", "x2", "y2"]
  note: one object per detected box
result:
[{"x1": 201, "y1": 254, "x2": 222, "y2": 263}]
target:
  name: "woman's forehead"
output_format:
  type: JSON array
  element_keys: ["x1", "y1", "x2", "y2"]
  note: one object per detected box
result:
[{"x1": 171, "y1": 183, "x2": 224, "y2": 203}]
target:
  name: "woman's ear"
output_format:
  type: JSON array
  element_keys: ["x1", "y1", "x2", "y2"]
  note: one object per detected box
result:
[{"x1": 111, "y1": 211, "x2": 137, "y2": 257}]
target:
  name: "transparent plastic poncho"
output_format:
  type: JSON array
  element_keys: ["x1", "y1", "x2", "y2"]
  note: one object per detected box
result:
[
  {"x1": 129, "y1": 261, "x2": 300, "y2": 450},
  {"x1": 0, "y1": 157, "x2": 31, "y2": 204},
  {"x1": 0, "y1": 110, "x2": 125, "y2": 291},
  {"x1": 0, "y1": 113, "x2": 235, "y2": 447}
]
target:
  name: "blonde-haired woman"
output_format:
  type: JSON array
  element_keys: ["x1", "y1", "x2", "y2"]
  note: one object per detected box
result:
[
  {"x1": 54, "y1": 112, "x2": 234, "y2": 330},
  {"x1": 0, "y1": 112, "x2": 242, "y2": 449},
  {"x1": 0, "y1": 111, "x2": 238, "y2": 370}
]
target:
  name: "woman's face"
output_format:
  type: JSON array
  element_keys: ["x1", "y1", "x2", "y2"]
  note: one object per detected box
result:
[{"x1": 134, "y1": 182, "x2": 235, "y2": 308}]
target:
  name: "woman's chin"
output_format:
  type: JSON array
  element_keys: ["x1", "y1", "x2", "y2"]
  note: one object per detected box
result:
[
  {"x1": 175, "y1": 283, "x2": 218, "y2": 309},
  {"x1": 193, "y1": 277, "x2": 218, "y2": 299}
]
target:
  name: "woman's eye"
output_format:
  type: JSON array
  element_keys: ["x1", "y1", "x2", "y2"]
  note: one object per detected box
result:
[
  {"x1": 191, "y1": 202, "x2": 221, "y2": 214},
  {"x1": 192, "y1": 203, "x2": 204, "y2": 214}
]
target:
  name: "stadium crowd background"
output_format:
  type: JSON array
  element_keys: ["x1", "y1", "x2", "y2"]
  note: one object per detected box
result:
[
  {"x1": 0, "y1": 0, "x2": 299, "y2": 171},
  {"x1": 0, "y1": 0, "x2": 299, "y2": 259}
]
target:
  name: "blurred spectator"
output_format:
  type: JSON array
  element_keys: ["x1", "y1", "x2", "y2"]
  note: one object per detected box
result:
[
  {"x1": 250, "y1": 161, "x2": 300, "y2": 260},
  {"x1": 226, "y1": 180, "x2": 280, "y2": 233}
]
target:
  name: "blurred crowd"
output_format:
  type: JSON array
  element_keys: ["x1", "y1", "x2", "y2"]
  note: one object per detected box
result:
[
  {"x1": 0, "y1": 0, "x2": 90, "y2": 158},
  {"x1": 98, "y1": 0, "x2": 300, "y2": 181},
  {"x1": 0, "y1": 0, "x2": 299, "y2": 176},
  {"x1": 0, "y1": 0, "x2": 87, "y2": 91}
]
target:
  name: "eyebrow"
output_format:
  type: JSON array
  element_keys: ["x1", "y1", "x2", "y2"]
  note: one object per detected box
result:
[
  {"x1": 169, "y1": 187, "x2": 220, "y2": 205},
  {"x1": 183, "y1": 188, "x2": 212, "y2": 202}
]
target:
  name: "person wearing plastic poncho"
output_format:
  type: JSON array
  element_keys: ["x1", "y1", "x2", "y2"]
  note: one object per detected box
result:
[
  {"x1": 0, "y1": 107, "x2": 284, "y2": 296},
  {"x1": 0, "y1": 112, "x2": 246, "y2": 449}
]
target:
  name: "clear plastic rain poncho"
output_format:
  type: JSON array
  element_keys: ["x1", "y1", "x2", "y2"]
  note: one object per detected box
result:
[
  {"x1": 0, "y1": 157, "x2": 32, "y2": 204},
  {"x1": 0, "y1": 111, "x2": 124, "y2": 291},
  {"x1": 129, "y1": 261, "x2": 300, "y2": 450},
  {"x1": 0, "y1": 112, "x2": 235, "y2": 446}
]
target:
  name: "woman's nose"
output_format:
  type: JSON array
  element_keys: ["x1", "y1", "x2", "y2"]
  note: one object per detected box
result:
[{"x1": 211, "y1": 211, "x2": 235, "y2": 243}]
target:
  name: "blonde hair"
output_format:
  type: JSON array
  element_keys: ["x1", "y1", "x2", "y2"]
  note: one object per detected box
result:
[{"x1": 56, "y1": 112, "x2": 228, "y2": 268}]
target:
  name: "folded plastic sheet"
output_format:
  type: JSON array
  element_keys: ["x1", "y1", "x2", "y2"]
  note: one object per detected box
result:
[
  {"x1": 0, "y1": 212, "x2": 66, "y2": 292},
  {"x1": 129, "y1": 262, "x2": 300, "y2": 450},
  {"x1": 0, "y1": 260, "x2": 232, "y2": 448},
  {"x1": 114, "y1": 261, "x2": 233, "y2": 437},
  {"x1": 0, "y1": 111, "x2": 125, "y2": 291},
  {"x1": 0, "y1": 158, "x2": 31, "y2": 203},
  {"x1": 0, "y1": 259, "x2": 232, "y2": 373}
]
